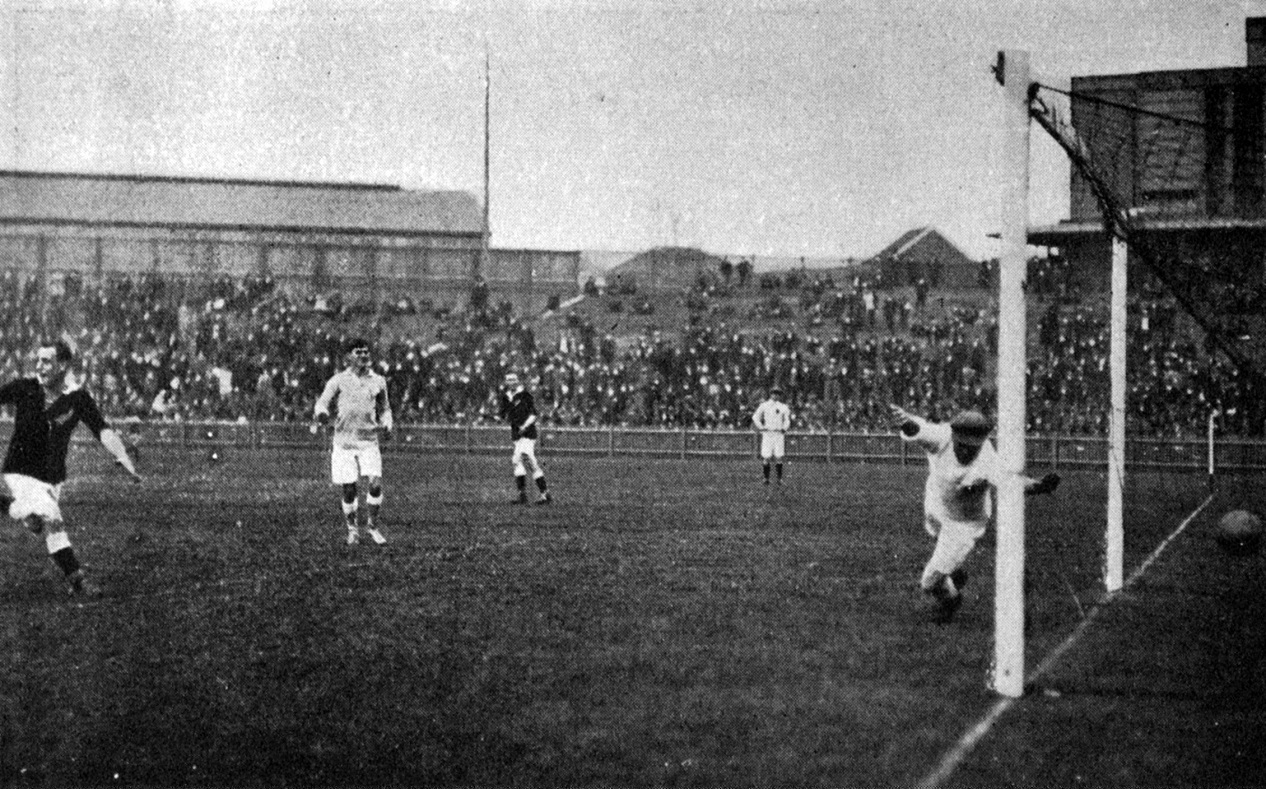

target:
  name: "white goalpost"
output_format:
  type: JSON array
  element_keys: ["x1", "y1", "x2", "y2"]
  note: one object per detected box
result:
[
  {"x1": 993, "y1": 51, "x2": 1131, "y2": 697},
  {"x1": 992, "y1": 49, "x2": 1030, "y2": 698}
]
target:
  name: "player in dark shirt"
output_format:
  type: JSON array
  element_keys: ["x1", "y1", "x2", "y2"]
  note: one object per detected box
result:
[
  {"x1": 498, "y1": 372, "x2": 552, "y2": 505},
  {"x1": 0, "y1": 340, "x2": 141, "y2": 597}
]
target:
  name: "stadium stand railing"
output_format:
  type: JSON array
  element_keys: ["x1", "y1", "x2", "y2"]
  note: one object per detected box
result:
[{"x1": 17, "y1": 420, "x2": 1266, "y2": 472}]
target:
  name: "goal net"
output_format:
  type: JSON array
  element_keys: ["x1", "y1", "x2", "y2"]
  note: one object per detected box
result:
[
  {"x1": 988, "y1": 54, "x2": 1266, "y2": 698},
  {"x1": 1028, "y1": 78, "x2": 1266, "y2": 428}
]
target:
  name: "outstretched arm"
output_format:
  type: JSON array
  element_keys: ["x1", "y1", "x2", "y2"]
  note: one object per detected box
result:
[
  {"x1": 1024, "y1": 472, "x2": 1061, "y2": 496},
  {"x1": 889, "y1": 404, "x2": 926, "y2": 436},
  {"x1": 99, "y1": 428, "x2": 142, "y2": 483},
  {"x1": 890, "y1": 403, "x2": 949, "y2": 453}
]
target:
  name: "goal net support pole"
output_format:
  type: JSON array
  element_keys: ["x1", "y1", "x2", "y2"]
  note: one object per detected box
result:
[
  {"x1": 1208, "y1": 411, "x2": 1217, "y2": 489},
  {"x1": 992, "y1": 49, "x2": 1030, "y2": 699},
  {"x1": 1026, "y1": 89, "x2": 1145, "y2": 598},
  {"x1": 1106, "y1": 236, "x2": 1127, "y2": 592}
]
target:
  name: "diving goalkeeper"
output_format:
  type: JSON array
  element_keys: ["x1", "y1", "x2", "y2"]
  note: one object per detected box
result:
[{"x1": 890, "y1": 405, "x2": 1060, "y2": 623}]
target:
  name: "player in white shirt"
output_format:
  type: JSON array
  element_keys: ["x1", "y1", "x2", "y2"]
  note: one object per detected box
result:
[
  {"x1": 752, "y1": 385, "x2": 792, "y2": 485},
  {"x1": 314, "y1": 338, "x2": 393, "y2": 546},
  {"x1": 890, "y1": 405, "x2": 1060, "y2": 623}
]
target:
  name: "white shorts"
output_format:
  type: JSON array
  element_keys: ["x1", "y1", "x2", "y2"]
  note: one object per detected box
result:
[
  {"x1": 512, "y1": 437, "x2": 542, "y2": 476},
  {"x1": 3, "y1": 473, "x2": 64, "y2": 523},
  {"x1": 920, "y1": 515, "x2": 986, "y2": 589},
  {"x1": 759, "y1": 431, "x2": 786, "y2": 460},
  {"x1": 330, "y1": 444, "x2": 383, "y2": 485}
]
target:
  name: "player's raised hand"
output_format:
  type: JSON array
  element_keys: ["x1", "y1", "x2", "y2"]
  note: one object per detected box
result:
[{"x1": 1032, "y1": 472, "x2": 1061, "y2": 495}]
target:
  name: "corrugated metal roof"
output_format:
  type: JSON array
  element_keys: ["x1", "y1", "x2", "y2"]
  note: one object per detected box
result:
[{"x1": 0, "y1": 171, "x2": 484, "y2": 236}]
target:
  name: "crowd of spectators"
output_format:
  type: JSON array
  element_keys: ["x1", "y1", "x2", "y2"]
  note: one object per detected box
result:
[{"x1": 0, "y1": 263, "x2": 1262, "y2": 438}]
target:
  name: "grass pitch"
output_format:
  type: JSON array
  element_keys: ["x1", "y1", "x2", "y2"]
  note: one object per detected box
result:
[{"x1": 0, "y1": 445, "x2": 1260, "y2": 787}]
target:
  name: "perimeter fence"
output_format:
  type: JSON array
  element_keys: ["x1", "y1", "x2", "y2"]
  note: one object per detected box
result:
[{"x1": 35, "y1": 419, "x2": 1266, "y2": 473}]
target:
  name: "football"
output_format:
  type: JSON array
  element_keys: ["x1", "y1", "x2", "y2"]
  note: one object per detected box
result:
[{"x1": 1216, "y1": 509, "x2": 1263, "y2": 557}]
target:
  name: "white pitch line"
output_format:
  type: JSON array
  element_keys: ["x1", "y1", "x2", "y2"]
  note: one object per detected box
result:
[{"x1": 916, "y1": 492, "x2": 1215, "y2": 789}]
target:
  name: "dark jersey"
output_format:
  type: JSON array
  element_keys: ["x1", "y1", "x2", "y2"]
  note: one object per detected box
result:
[
  {"x1": 0, "y1": 378, "x2": 109, "y2": 485},
  {"x1": 499, "y1": 388, "x2": 539, "y2": 441}
]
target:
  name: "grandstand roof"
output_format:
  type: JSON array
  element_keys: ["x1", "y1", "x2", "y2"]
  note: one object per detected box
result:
[
  {"x1": 1029, "y1": 216, "x2": 1266, "y2": 246},
  {"x1": 0, "y1": 170, "x2": 484, "y2": 237}
]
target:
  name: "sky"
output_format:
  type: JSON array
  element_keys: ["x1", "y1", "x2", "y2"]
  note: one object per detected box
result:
[{"x1": 3, "y1": 0, "x2": 1266, "y2": 263}]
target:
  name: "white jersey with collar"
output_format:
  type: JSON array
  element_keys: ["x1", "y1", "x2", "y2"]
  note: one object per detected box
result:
[
  {"x1": 902, "y1": 418, "x2": 997, "y2": 530},
  {"x1": 314, "y1": 368, "x2": 392, "y2": 449},
  {"x1": 752, "y1": 399, "x2": 791, "y2": 432}
]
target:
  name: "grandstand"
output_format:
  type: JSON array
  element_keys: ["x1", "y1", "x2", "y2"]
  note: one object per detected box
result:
[
  {"x1": 0, "y1": 229, "x2": 1253, "y2": 440},
  {"x1": 0, "y1": 147, "x2": 1259, "y2": 439},
  {"x1": 1028, "y1": 18, "x2": 1266, "y2": 391},
  {"x1": 0, "y1": 168, "x2": 1252, "y2": 438},
  {"x1": 0, "y1": 170, "x2": 580, "y2": 318}
]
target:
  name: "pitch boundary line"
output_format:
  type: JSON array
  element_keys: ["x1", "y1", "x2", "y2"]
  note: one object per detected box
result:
[{"x1": 915, "y1": 491, "x2": 1216, "y2": 789}]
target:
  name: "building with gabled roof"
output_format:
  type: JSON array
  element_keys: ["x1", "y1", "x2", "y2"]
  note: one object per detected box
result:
[{"x1": 866, "y1": 226, "x2": 980, "y2": 289}]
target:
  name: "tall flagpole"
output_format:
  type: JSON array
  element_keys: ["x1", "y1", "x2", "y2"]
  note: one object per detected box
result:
[{"x1": 479, "y1": 44, "x2": 491, "y2": 283}]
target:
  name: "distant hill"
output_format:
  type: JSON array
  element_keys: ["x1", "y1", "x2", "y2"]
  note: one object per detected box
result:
[
  {"x1": 580, "y1": 249, "x2": 853, "y2": 286},
  {"x1": 604, "y1": 247, "x2": 733, "y2": 292}
]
